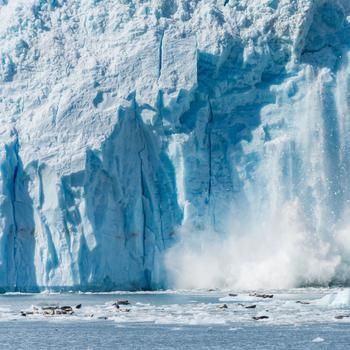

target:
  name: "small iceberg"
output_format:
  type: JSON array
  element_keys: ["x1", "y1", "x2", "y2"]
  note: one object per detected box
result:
[
  {"x1": 316, "y1": 290, "x2": 350, "y2": 308},
  {"x1": 312, "y1": 337, "x2": 324, "y2": 343}
]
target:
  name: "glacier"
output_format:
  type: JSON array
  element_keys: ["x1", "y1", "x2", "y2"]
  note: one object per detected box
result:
[{"x1": 0, "y1": 0, "x2": 350, "y2": 291}]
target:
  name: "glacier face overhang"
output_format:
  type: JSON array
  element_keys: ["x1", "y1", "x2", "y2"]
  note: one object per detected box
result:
[{"x1": 0, "y1": 0, "x2": 350, "y2": 291}]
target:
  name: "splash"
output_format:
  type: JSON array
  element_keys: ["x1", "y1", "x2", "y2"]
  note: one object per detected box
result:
[
  {"x1": 165, "y1": 52, "x2": 350, "y2": 290},
  {"x1": 166, "y1": 201, "x2": 341, "y2": 290}
]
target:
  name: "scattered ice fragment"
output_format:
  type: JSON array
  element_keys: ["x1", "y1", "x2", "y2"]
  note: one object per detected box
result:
[
  {"x1": 312, "y1": 337, "x2": 324, "y2": 343},
  {"x1": 295, "y1": 301, "x2": 310, "y2": 305},
  {"x1": 219, "y1": 295, "x2": 257, "y2": 302},
  {"x1": 316, "y1": 290, "x2": 350, "y2": 308},
  {"x1": 252, "y1": 315, "x2": 269, "y2": 321}
]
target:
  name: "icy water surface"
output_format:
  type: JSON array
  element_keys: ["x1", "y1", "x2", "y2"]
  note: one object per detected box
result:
[{"x1": 0, "y1": 289, "x2": 350, "y2": 349}]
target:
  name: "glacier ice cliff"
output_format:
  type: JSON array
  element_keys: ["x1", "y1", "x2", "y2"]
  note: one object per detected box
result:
[{"x1": 1, "y1": 0, "x2": 350, "y2": 291}]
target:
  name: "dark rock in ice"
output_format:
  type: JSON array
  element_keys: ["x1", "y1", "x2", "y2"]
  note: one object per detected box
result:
[
  {"x1": 296, "y1": 301, "x2": 310, "y2": 304},
  {"x1": 61, "y1": 306, "x2": 73, "y2": 313},
  {"x1": 335, "y1": 315, "x2": 350, "y2": 319},
  {"x1": 115, "y1": 300, "x2": 130, "y2": 305},
  {"x1": 228, "y1": 293, "x2": 238, "y2": 297},
  {"x1": 238, "y1": 303, "x2": 256, "y2": 309},
  {"x1": 218, "y1": 304, "x2": 228, "y2": 309},
  {"x1": 250, "y1": 293, "x2": 273, "y2": 299},
  {"x1": 75, "y1": 304, "x2": 82, "y2": 309},
  {"x1": 252, "y1": 315, "x2": 269, "y2": 320},
  {"x1": 21, "y1": 309, "x2": 36, "y2": 316},
  {"x1": 40, "y1": 305, "x2": 74, "y2": 316},
  {"x1": 42, "y1": 306, "x2": 59, "y2": 311}
]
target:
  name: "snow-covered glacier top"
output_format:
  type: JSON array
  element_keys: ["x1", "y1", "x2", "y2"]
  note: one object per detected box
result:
[
  {"x1": 1, "y1": 0, "x2": 310, "y2": 170},
  {"x1": 0, "y1": 0, "x2": 350, "y2": 291}
]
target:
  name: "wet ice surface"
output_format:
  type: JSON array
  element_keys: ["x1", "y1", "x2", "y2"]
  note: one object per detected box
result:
[
  {"x1": 1, "y1": 288, "x2": 350, "y2": 325},
  {"x1": 0, "y1": 289, "x2": 350, "y2": 349}
]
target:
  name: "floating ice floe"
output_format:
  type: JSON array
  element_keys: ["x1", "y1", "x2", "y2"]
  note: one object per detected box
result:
[
  {"x1": 0, "y1": 290, "x2": 349, "y2": 326},
  {"x1": 316, "y1": 290, "x2": 350, "y2": 308},
  {"x1": 311, "y1": 337, "x2": 324, "y2": 343}
]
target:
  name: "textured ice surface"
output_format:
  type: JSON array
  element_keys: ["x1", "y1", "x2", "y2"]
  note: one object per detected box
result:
[
  {"x1": 1, "y1": 289, "x2": 350, "y2": 325},
  {"x1": 1, "y1": 0, "x2": 350, "y2": 291}
]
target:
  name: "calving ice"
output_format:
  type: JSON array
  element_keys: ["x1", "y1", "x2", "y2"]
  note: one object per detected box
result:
[{"x1": 0, "y1": 0, "x2": 350, "y2": 292}]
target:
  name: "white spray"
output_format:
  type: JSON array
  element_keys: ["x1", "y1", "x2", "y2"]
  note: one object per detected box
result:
[{"x1": 166, "y1": 53, "x2": 350, "y2": 290}]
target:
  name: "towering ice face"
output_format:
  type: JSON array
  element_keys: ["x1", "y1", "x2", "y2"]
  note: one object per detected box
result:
[{"x1": 0, "y1": 0, "x2": 349, "y2": 291}]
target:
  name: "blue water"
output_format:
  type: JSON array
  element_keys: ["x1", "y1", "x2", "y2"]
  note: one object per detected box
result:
[{"x1": 0, "y1": 321, "x2": 349, "y2": 349}]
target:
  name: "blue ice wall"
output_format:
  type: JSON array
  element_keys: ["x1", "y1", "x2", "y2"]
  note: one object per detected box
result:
[{"x1": 1, "y1": 0, "x2": 350, "y2": 291}]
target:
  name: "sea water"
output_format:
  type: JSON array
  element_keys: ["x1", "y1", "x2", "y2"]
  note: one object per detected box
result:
[{"x1": 0, "y1": 289, "x2": 349, "y2": 349}]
